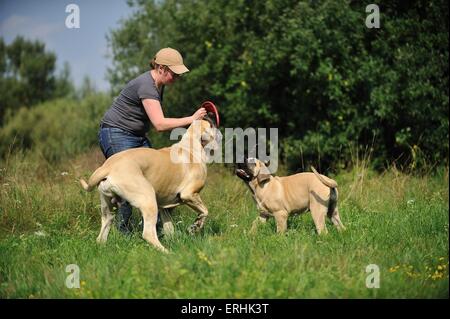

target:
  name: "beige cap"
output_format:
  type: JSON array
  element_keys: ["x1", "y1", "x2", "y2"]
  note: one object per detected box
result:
[{"x1": 154, "y1": 47, "x2": 189, "y2": 74}]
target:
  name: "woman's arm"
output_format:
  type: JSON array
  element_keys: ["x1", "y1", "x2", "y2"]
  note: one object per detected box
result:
[{"x1": 142, "y1": 99, "x2": 206, "y2": 132}]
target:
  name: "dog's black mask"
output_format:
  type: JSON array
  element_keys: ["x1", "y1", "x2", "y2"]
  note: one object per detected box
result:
[{"x1": 235, "y1": 159, "x2": 254, "y2": 182}]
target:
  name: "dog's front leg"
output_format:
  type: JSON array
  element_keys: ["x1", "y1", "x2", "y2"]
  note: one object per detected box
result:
[
  {"x1": 180, "y1": 192, "x2": 208, "y2": 234},
  {"x1": 273, "y1": 210, "x2": 289, "y2": 233},
  {"x1": 250, "y1": 214, "x2": 269, "y2": 234}
]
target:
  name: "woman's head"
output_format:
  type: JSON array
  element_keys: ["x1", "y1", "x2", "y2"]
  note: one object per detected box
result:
[{"x1": 151, "y1": 48, "x2": 189, "y2": 85}]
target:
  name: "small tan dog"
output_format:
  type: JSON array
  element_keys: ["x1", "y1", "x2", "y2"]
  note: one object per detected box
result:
[
  {"x1": 80, "y1": 119, "x2": 220, "y2": 253},
  {"x1": 235, "y1": 158, "x2": 345, "y2": 234}
]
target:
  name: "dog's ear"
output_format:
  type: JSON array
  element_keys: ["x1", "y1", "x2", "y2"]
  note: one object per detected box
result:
[
  {"x1": 257, "y1": 173, "x2": 271, "y2": 185},
  {"x1": 256, "y1": 162, "x2": 271, "y2": 185},
  {"x1": 204, "y1": 113, "x2": 216, "y2": 128}
]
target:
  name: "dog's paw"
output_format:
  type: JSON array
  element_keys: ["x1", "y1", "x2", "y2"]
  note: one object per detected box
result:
[
  {"x1": 160, "y1": 247, "x2": 170, "y2": 254},
  {"x1": 188, "y1": 224, "x2": 198, "y2": 235}
]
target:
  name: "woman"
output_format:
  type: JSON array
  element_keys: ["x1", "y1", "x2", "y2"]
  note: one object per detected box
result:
[{"x1": 98, "y1": 47, "x2": 206, "y2": 234}]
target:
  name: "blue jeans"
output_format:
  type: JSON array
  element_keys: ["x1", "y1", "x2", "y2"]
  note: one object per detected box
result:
[
  {"x1": 98, "y1": 127, "x2": 152, "y2": 234},
  {"x1": 98, "y1": 127, "x2": 152, "y2": 158}
]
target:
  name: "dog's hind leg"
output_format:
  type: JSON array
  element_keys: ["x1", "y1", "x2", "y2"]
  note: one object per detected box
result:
[
  {"x1": 140, "y1": 199, "x2": 168, "y2": 253},
  {"x1": 109, "y1": 175, "x2": 169, "y2": 252},
  {"x1": 329, "y1": 207, "x2": 346, "y2": 231},
  {"x1": 115, "y1": 177, "x2": 168, "y2": 253},
  {"x1": 180, "y1": 192, "x2": 208, "y2": 234},
  {"x1": 310, "y1": 201, "x2": 328, "y2": 235},
  {"x1": 97, "y1": 193, "x2": 115, "y2": 243},
  {"x1": 160, "y1": 208, "x2": 175, "y2": 237}
]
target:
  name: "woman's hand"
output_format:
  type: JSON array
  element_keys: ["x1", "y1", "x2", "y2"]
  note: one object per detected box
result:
[{"x1": 191, "y1": 107, "x2": 207, "y2": 122}]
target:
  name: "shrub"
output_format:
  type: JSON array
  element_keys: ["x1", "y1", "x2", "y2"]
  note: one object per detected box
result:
[{"x1": 0, "y1": 93, "x2": 110, "y2": 162}]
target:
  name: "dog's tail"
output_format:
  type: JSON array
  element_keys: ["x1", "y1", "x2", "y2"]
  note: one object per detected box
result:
[
  {"x1": 311, "y1": 166, "x2": 338, "y2": 217},
  {"x1": 327, "y1": 187, "x2": 338, "y2": 218},
  {"x1": 310, "y1": 166, "x2": 338, "y2": 188},
  {"x1": 79, "y1": 165, "x2": 109, "y2": 192}
]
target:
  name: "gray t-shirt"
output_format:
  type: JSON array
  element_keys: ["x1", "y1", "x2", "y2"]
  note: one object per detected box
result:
[{"x1": 101, "y1": 71, "x2": 164, "y2": 136}]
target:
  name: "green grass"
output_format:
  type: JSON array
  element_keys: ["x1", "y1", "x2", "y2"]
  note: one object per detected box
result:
[{"x1": 0, "y1": 151, "x2": 448, "y2": 298}]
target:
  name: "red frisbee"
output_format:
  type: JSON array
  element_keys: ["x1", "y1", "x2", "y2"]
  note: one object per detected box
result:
[{"x1": 201, "y1": 101, "x2": 220, "y2": 127}]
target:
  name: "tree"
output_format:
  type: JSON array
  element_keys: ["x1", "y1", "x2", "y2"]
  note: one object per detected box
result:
[
  {"x1": 107, "y1": 0, "x2": 449, "y2": 170},
  {"x1": 0, "y1": 36, "x2": 74, "y2": 125}
]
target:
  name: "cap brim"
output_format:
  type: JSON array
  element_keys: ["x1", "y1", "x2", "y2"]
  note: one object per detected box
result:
[{"x1": 168, "y1": 64, "x2": 189, "y2": 74}]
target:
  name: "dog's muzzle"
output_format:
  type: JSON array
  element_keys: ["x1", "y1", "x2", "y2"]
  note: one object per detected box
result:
[
  {"x1": 235, "y1": 162, "x2": 252, "y2": 182},
  {"x1": 203, "y1": 128, "x2": 222, "y2": 151}
]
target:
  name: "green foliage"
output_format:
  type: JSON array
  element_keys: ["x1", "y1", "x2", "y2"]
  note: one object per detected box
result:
[
  {"x1": 107, "y1": 0, "x2": 448, "y2": 171},
  {"x1": 0, "y1": 93, "x2": 110, "y2": 162},
  {"x1": 0, "y1": 36, "x2": 75, "y2": 125}
]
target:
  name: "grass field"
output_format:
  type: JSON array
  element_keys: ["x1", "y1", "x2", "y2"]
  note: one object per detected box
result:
[{"x1": 0, "y1": 150, "x2": 448, "y2": 298}]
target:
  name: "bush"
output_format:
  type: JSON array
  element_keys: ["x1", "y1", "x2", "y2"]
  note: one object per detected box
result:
[{"x1": 0, "y1": 93, "x2": 110, "y2": 162}]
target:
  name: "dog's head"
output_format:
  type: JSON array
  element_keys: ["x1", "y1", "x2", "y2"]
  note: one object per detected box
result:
[
  {"x1": 186, "y1": 118, "x2": 222, "y2": 151},
  {"x1": 201, "y1": 119, "x2": 222, "y2": 151},
  {"x1": 235, "y1": 157, "x2": 272, "y2": 185}
]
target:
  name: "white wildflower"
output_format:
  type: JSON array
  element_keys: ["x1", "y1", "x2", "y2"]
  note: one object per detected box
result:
[{"x1": 34, "y1": 230, "x2": 47, "y2": 237}]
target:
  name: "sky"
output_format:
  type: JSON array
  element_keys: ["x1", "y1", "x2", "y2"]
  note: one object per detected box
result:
[{"x1": 0, "y1": 0, "x2": 136, "y2": 91}]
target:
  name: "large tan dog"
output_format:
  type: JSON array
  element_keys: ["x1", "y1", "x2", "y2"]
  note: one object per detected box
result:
[
  {"x1": 80, "y1": 119, "x2": 220, "y2": 253},
  {"x1": 235, "y1": 158, "x2": 345, "y2": 234}
]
